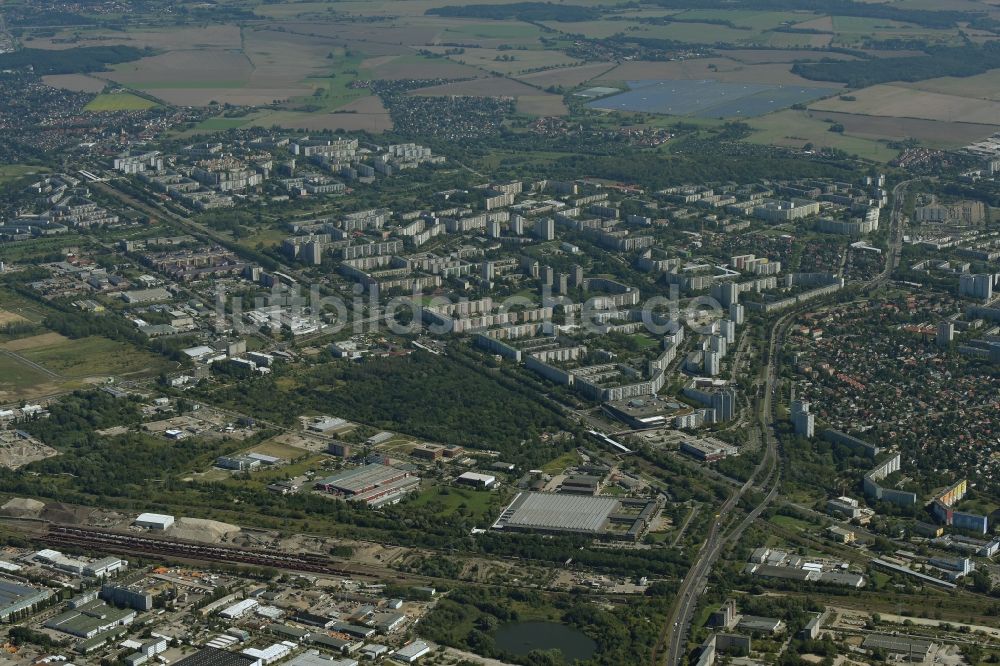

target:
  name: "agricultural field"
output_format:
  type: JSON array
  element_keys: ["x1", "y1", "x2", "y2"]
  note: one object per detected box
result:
[
  {"x1": 809, "y1": 84, "x2": 1000, "y2": 126},
  {"x1": 514, "y1": 61, "x2": 616, "y2": 89},
  {"x1": 359, "y1": 54, "x2": 483, "y2": 81},
  {"x1": 41, "y1": 74, "x2": 106, "y2": 93},
  {"x1": 724, "y1": 49, "x2": 858, "y2": 64},
  {"x1": 827, "y1": 16, "x2": 960, "y2": 47},
  {"x1": 0, "y1": 310, "x2": 27, "y2": 327},
  {"x1": 899, "y1": 68, "x2": 1000, "y2": 101},
  {"x1": 594, "y1": 59, "x2": 838, "y2": 87},
  {"x1": 745, "y1": 109, "x2": 901, "y2": 163},
  {"x1": 87, "y1": 25, "x2": 339, "y2": 107},
  {"x1": 84, "y1": 91, "x2": 158, "y2": 112},
  {"x1": 431, "y1": 46, "x2": 581, "y2": 76},
  {"x1": 438, "y1": 20, "x2": 543, "y2": 45},
  {"x1": 0, "y1": 290, "x2": 53, "y2": 324},
  {"x1": 249, "y1": 105, "x2": 394, "y2": 133},
  {"x1": 810, "y1": 111, "x2": 997, "y2": 147},
  {"x1": 22, "y1": 0, "x2": 1000, "y2": 145},
  {"x1": 587, "y1": 79, "x2": 838, "y2": 118}
]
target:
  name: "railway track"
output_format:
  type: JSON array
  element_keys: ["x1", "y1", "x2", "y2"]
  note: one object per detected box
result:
[{"x1": 43, "y1": 525, "x2": 425, "y2": 583}]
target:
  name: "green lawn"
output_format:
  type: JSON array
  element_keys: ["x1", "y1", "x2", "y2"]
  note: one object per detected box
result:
[{"x1": 84, "y1": 92, "x2": 159, "y2": 112}]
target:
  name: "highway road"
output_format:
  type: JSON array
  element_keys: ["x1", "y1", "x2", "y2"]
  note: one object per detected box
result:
[
  {"x1": 655, "y1": 304, "x2": 804, "y2": 666},
  {"x1": 866, "y1": 178, "x2": 914, "y2": 289},
  {"x1": 655, "y1": 178, "x2": 916, "y2": 665}
]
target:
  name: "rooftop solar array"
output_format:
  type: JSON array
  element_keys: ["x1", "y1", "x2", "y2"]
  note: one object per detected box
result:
[{"x1": 497, "y1": 492, "x2": 620, "y2": 533}]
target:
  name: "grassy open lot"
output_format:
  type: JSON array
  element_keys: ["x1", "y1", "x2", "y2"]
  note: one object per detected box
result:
[
  {"x1": 0, "y1": 165, "x2": 48, "y2": 184},
  {"x1": 236, "y1": 226, "x2": 289, "y2": 249},
  {"x1": 14, "y1": 335, "x2": 170, "y2": 379},
  {"x1": 0, "y1": 354, "x2": 59, "y2": 395},
  {"x1": 84, "y1": 91, "x2": 158, "y2": 112},
  {"x1": 0, "y1": 289, "x2": 56, "y2": 323},
  {"x1": 0, "y1": 352, "x2": 88, "y2": 402},
  {"x1": 540, "y1": 450, "x2": 582, "y2": 475},
  {"x1": 246, "y1": 438, "x2": 311, "y2": 460},
  {"x1": 769, "y1": 514, "x2": 813, "y2": 530},
  {"x1": 407, "y1": 484, "x2": 502, "y2": 520}
]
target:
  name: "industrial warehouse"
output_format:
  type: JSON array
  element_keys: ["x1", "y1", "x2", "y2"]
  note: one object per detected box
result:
[
  {"x1": 313, "y1": 463, "x2": 420, "y2": 507},
  {"x1": 492, "y1": 492, "x2": 663, "y2": 540}
]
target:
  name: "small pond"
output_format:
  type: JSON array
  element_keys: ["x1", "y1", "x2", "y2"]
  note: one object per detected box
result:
[{"x1": 494, "y1": 620, "x2": 597, "y2": 661}]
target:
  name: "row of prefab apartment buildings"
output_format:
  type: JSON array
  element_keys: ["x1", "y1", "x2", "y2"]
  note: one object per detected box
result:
[{"x1": 822, "y1": 429, "x2": 992, "y2": 534}]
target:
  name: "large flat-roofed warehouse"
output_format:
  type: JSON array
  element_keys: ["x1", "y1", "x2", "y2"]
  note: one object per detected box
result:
[
  {"x1": 493, "y1": 492, "x2": 662, "y2": 540},
  {"x1": 314, "y1": 463, "x2": 419, "y2": 507},
  {"x1": 862, "y1": 634, "x2": 933, "y2": 661},
  {"x1": 315, "y1": 463, "x2": 409, "y2": 495},
  {"x1": 0, "y1": 579, "x2": 54, "y2": 621},
  {"x1": 44, "y1": 599, "x2": 136, "y2": 638},
  {"x1": 174, "y1": 648, "x2": 258, "y2": 666}
]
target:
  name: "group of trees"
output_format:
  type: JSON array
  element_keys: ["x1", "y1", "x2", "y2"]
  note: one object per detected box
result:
[
  {"x1": 421, "y1": 585, "x2": 674, "y2": 666},
  {"x1": 427, "y1": 2, "x2": 601, "y2": 22},
  {"x1": 203, "y1": 349, "x2": 571, "y2": 467},
  {"x1": 793, "y1": 43, "x2": 1000, "y2": 88},
  {"x1": 651, "y1": 0, "x2": 974, "y2": 29},
  {"x1": 0, "y1": 46, "x2": 148, "y2": 75}
]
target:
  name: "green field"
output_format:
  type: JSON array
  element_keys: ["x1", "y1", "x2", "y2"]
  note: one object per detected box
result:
[
  {"x1": 769, "y1": 514, "x2": 813, "y2": 530},
  {"x1": 191, "y1": 116, "x2": 258, "y2": 131},
  {"x1": 288, "y1": 53, "x2": 371, "y2": 113},
  {"x1": 540, "y1": 450, "x2": 582, "y2": 475},
  {"x1": 407, "y1": 484, "x2": 500, "y2": 519},
  {"x1": 0, "y1": 289, "x2": 58, "y2": 323},
  {"x1": 0, "y1": 164, "x2": 48, "y2": 184},
  {"x1": 441, "y1": 22, "x2": 542, "y2": 41},
  {"x1": 19, "y1": 335, "x2": 170, "y2": 379},
  {"x1": 0, "y1": 354, "x2": 59, "y2": 394},
  {"x1": 84, "y1": 92, "x2": 159, "y2": 112},
  {"x1": 747, "y1": 109, "x2": 899, "y2": 162}
]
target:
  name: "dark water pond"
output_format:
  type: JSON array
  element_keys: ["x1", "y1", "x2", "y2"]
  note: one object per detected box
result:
[{"x1": 494, "y1": 620, "x2": 597, "y2": 661}]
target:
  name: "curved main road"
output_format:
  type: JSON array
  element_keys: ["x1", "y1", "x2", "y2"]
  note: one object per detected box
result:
[
  {"x1": 655, "y1": 308, "x2": 793, "y2": 666},
  {"x1": 655, "y1": 178, "x2": 914, "y2": 665}
]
